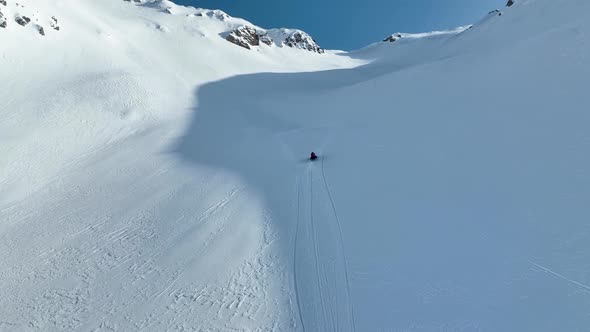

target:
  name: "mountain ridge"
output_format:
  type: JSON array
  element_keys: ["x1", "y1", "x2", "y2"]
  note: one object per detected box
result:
[{"x1": 1, "y1": 0, "x2": 518, "y2": 52}]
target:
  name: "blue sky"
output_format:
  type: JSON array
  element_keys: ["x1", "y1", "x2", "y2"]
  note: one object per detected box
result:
[{"x1": 175, "y1": 0, "x2": 506, "y2": 50}]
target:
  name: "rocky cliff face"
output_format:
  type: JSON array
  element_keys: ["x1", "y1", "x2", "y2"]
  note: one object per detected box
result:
[
  {"x1": 282, "y1": 30, "x2": 324, "y2": 53},
  {"x1": 225, "y1": 26, "x2": 273, "y2": 50},
  {"x1": 225, "y1": 27, "x2": 324, "y2": 53},
  {"x1": 267, "y1": 28, "x2": 325, "y2": 53}
]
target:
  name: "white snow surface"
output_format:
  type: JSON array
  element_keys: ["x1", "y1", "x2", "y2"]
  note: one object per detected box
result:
[
  {"x1": 2, "y1": 0, "x2": 590, "y2": 331},
  {"x1": 383, "y1": 25, "x2": 472, "y2": 41}
]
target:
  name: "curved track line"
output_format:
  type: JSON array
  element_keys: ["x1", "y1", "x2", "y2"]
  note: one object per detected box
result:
[
  {"x1": 292, "y1": 173, "x2": 306, "y2": 332},
  {"x1": 321, "y1": 157, "x2": 357, "y2": 332},
  {"x1": 309, "y1": 167, "x2": 330, "y2": 329}
]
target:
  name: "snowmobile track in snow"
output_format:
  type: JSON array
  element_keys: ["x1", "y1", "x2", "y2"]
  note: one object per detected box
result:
[
  {"x1": 320, "y1": 157, "x2": 357, "y2": 332},
  {"x1": 293, "y1": 173, "x2": 306, "y2": 332},
  {"x1": 292, "y1": 162, "x2": 356, "y2": 332},
  {"x1": 309, "y1": 167, "x2": 331, "y2": 329}
]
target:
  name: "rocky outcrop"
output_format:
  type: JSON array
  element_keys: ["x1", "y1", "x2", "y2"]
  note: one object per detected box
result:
[
  {"x1": 507, "y1": 0, "x2": 515, "y2": 7},
  {"x1": 226, "y1": 27, "x2": 324, "y2": 54},
  {"x1": 202, "y1": 9, "x2": 230, "y2": 21},
  {"x1": 0, "y1": 11, "x2": 6, "y2": 28},
  {"x1": 383, "y1": 33, "x2": 402, "y2": 43},
  {"x1": 226, "y1": 25, "x2": 273, "y2": 50},
  {"x1": 226, "y1": 26, "x2": 257, "y2": 50},
  {"x1": 258, "y1": 33, "x2": 273, "y2": 46},
  {"x1": 123, "y1": 0, "x2": 177, "y2": 16},
  {"x1": 283, "y1": 31, "x2": 324, "y2": 53},
  {"x1": 488, "y1": 9, "x2": 503, "y2": 16},
  {"x1": 50, "y1": 16, "x2": 59, "y2": 30},
  {"x1": 0, "y1": 0, "x2": 6, "y2": 6},
  {"x1": 15, "y1": 15, "x2": 30, "y2": 26}
]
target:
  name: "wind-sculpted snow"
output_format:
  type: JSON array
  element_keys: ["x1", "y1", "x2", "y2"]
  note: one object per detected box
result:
[{"x1": 2, "y1": 0, "x2": 590, "y2": 331}]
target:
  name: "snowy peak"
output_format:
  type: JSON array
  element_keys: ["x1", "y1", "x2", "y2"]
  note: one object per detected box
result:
[
  {"x1": 0, "y1": 0, "x2": 60, "y2": 35},
  {"x1": 203, "y1": 9, "x2": 231, "y2": 21},
  {"x1": 279, "y1": 29, "x2": 324, "y2": 53},
  {"x1": 124, "y1": 0, "x2": 176, "y2": 13},
  {"x1": 122, "y1": 0, "x2": 324, "y2": 54},
  {"x1": 382, "y1": 26, "x2": 470, "y2": 44},
  {"x1": 267, "y1": 28, "x2": 324, "y2": 54},
  {"x1": 380, "y1": 0, "x2": 518, "y2": 46},
  {"x1": 124, "y1": 0, "x2": 230, "y2": 19}
]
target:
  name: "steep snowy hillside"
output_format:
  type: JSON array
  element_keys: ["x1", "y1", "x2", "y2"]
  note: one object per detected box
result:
[
  {"x1": 2, "y1": 0, "x2": 590, "y2": 331},
  {"x1": 0, "y1": 0, "x2": 360, "y2": 330}
]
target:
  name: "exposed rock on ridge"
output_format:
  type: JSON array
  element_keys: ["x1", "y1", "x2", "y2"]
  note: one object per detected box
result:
[
  {"x1": 225, "y1": 26, "x2": 324, "y2": 54},
  {"x1": 225, "y1": 25, "x2": 272, "y2": 50}
]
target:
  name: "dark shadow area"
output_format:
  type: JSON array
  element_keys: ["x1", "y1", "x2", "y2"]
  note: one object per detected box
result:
[
  {"x1": 170, "y1": 15, "x2": 590, "y2": 329},
  {"x1": 172, "y1": 60, "x2": 395, "y2": 185},
  {"x1": 170, "y1": 59, "x2": 397, "y2": 329},
  {"x1": 169, "y1": 32, "x2": 484, "y2": 327},
  {"x1": 170, "y1": 42, "x2": 474, "y2": 328}
]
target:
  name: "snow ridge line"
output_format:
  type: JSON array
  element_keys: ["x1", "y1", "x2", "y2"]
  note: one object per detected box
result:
[
  {"x1": 321, "y1": 157, "x2": 357, "y2": 332},
  {"x1": 293, "y1": 173, "x2": 306, "y2": 332}
]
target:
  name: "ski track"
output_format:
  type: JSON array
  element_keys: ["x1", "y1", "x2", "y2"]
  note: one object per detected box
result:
[
  {"x1": 320, "y1": 157, "x2": 357, "y2": 332},
  {"x1": 292, "y1": 161, "x2": 356, "y2": 332},
  {"x1": 309, "y1": 167, "x2": 331, "y2": 329},
  {"x1": 293, "y1": 173, "x2": 306, "y2": 332}
]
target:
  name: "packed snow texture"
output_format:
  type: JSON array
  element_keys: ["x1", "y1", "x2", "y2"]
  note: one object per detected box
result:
[{"x1": 1, "y1": 0, "x2": 590, "y2": 331}]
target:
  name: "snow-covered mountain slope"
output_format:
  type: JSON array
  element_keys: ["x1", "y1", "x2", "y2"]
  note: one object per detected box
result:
[
  {"x1": 128, "y1": 0, "x2": 325, "y2": 53},
  {"x1": 382, "y1": 26, "x2": 471, "y2": 43},
  {"x1": 0, "y1": 1, "x2": 359, "y2": 330},
  {"x1": 2, "y1": 0, "x2": 590, "y2": 331}
]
